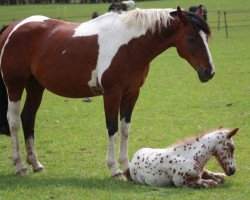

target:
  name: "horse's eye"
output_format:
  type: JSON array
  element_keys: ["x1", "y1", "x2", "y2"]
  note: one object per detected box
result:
[{"x1": 187, "y1": 37, "x2": 196, "y2": 44}]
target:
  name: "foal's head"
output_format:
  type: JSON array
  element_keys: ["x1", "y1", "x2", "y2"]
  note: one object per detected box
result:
[
  {"x1": 214, "y1": 128, "x2": 239, "y2": 176},
  {"x1": 172, "y1": 6, "x2": 215, "y2": 82}
]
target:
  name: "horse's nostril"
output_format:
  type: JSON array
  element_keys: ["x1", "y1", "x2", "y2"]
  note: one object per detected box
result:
[
  {"x1": 204, "y1": 69, "x2": 215, "y2": 79},
  {"x1": 204, "y1": 69, "x2": 210, "y2": 76}
]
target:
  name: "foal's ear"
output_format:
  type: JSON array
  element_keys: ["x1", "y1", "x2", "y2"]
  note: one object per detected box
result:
[
  {"x1": 177, "y1": 6, "x2": 189, "y2": 25},
  {"x1": 196, "y1": 5, "x2": 203, "y2": 17},
  {"x1": 227, "y1": 128, "x2": 239, "y2": 139}
]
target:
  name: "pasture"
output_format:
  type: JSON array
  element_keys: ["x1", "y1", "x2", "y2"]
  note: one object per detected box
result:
[{"x1": 0, "y1": 0, "x2": 249, "y2": 199}]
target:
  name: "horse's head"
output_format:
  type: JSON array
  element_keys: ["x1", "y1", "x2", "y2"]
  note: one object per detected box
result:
[
  {"x1": 174, "y1": 6, "x2": 215, "y2": 82},
  {"x1": 214, "y1": 128, "x2": 239, "y2": 176}
]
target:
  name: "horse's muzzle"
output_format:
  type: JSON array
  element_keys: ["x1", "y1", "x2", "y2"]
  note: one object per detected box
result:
[{"x1": 197, "y1": 68, "x2": 215, "y2": 83}]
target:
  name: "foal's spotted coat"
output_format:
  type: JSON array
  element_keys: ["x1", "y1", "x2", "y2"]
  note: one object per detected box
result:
[{"x1": 127, "y1": 128, "x2": 238, "y2": 188}]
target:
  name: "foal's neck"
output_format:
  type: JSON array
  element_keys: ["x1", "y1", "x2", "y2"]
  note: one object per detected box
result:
[{"x1": 173, "y1": 132, "x2": 221, "y2": 167}]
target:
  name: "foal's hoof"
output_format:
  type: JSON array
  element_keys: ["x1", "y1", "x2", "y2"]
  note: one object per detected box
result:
[
  {"x1": 205, "y1": 180, "x2": 219, "y2": 188},
  {"x1": 213, "y1": 173, "x2": 226, "y2": 184},
  {"x1": 111, "y1": 172, "x2": 126, "y2": 180},
  {"x1": 33, "y1": 167, "x2": 45, "y2": 173},
  {"x1": 16, "y1": 168, "x2": 29, "y2": 176}
]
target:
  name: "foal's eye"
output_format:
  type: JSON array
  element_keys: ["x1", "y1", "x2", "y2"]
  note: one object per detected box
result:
[{"x1": 187, "y1": 37, "x2": 196, "y2": 44}]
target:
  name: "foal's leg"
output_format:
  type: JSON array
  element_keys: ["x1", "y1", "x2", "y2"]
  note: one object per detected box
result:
[
  {"x1": 21, "y1": 76, "x2": 45, "y2": 173},
  {"x1": 202, "y1": 169, "x2": 226, "y2": 184},
  {"x1": 103, "y1": 88, "x2": 124, "y2": 179},
  {"x1": 173, "y1": 168, "x2": 218, "y2": 188},
  {"x1": 186, "y1": 177, "x2": 219, "y2": 188},
  {"x1": 119, "y1": 90, "x2": 140, "y2": 171}
]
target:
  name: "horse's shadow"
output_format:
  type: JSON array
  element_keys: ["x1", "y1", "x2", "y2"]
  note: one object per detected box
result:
[{"x1": 0, "y1": 173, "x2": 146, "y2": 192}]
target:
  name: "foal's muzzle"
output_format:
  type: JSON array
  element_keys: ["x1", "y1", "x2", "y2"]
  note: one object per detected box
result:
[
  {"x1": 226, "y1": 167, "x2": 236, "y2": 176},
  {"x1": 197, "y1": 68, "x2": 215, "y2": 83}
]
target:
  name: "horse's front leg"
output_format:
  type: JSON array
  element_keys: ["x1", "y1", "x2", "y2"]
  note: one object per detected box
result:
[
  {"x1": 103, "y1": 89, "x2": 124, "y2": 179},
  {"x1": 119, "y1": 90, "x2": 140, "y2": 171}
]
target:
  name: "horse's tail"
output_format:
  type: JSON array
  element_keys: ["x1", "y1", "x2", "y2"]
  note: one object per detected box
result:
[
  {"x1": 123, "y1": 167, "x2": 133, "y2": 181},
  {"x1": 0, "y1": 25, "x2": 10, "y2": 136},
  {"x1": 0, "y1": 71, "x2": 10, "y2": 136}
]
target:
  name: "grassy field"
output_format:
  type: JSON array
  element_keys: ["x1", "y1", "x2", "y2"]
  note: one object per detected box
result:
[{"x1": 0, "y1": 0, "x2": 250, "y2": 199}]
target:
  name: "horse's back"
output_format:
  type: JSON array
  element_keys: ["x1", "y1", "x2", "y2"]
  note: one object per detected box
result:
[
  {"x1": 0, "y1": 16, "x2": 99, "y2": 98},
  {"x1": 0, "y1": 17, "x2": 72, "y2": 68}
]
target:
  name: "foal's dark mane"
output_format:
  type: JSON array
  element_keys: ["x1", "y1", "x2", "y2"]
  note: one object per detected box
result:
[{"x1": 170, "y1": 10, "x2": 211, "y2": 36}]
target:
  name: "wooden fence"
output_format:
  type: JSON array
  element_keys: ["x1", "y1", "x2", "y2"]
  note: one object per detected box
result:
[{"x1": 1, "y1": 8, "x2": 250, "y2": 38}]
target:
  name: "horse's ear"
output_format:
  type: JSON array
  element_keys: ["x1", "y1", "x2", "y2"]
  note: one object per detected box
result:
[
  {"x1": 177, "y1": 6, "x2": 189, "y2": 25},
  {"x1": 218, "y1": 126, "x2": 223, "y2": 129},
  {"x1": 196, "y1": 5, "x2": 203, "y2": 17},
  {"x1": 227, "y1": 128, "x2": 239, "y2": 139}
]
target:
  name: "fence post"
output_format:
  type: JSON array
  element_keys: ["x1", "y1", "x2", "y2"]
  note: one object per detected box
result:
[
  {"x1": 224, "y1": 11, "x2": 228, "y2": 38},
  {"x1": 64, "y1": 6, "x2": 67, "y2": 21},
  {"x1": 57, "y1": 7, "x2": 59, "y2": 19},
  {"x1": 217, "y1": 10, "x2": 220, "y2": 30}
]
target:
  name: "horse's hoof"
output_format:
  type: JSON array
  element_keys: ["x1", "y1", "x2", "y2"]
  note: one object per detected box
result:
[
  {"x1": 111, "y1": 172, "x2": 126, "y2": 180},
  {"x1": 16, "y1": 168, "x2": 29, "y2": 176},
  {"x1": 33, "y1": 167, "x2": 45, "y2": 173}
]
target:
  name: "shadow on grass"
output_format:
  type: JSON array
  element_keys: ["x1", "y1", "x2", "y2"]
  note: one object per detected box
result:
[
  {"x1": 0, "y1": 172, "x2": 233, "y2": 195},
  {"x1": 0, "y1": 173, "x2": 136, "y2": 190}
]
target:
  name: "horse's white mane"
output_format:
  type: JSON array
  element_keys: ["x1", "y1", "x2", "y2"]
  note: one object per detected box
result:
[{"x1": 121, "y1": 8, "x2": 176, "y2": 33}]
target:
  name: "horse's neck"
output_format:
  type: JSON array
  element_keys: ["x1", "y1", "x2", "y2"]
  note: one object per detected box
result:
[
  {"x1": 173, "y1": 133, "x2": 219, "y2": 167},
  {"x1": 122, "y1": 17, "x2": 180, "y2": 64}
]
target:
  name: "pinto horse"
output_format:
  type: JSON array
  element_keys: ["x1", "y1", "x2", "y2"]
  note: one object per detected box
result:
[
  {"x1": 0, "y1": 7, "x2": 215, "y2": 178},
  {"x1": 126, "y1": 128, "x2": 238, "y2": 188}
]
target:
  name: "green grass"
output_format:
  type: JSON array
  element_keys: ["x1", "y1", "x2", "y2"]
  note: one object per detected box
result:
[{"x1": 0, "y1": 1, "x2": 250, "y2": 199}]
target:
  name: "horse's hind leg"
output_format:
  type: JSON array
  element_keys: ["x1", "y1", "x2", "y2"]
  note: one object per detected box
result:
[
  {"x1": 7, "y1": 100, "x2": 29, "y2": 175},
  {"x1": 21, "y1": 76, "x2": 45, "y2": 173},
  {"x1": 4, "y1": 81, "x2": 28, "y2": 175}
]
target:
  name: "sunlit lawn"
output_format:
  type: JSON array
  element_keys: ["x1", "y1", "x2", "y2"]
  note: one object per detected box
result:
[{"x1": 0, "y1": 1, "x2": 249, "y2": 199}]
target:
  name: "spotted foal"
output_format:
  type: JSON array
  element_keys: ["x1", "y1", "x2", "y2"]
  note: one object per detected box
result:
[{"x1": 125, "y1": 128, "x2": 239, "y2": 188}]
